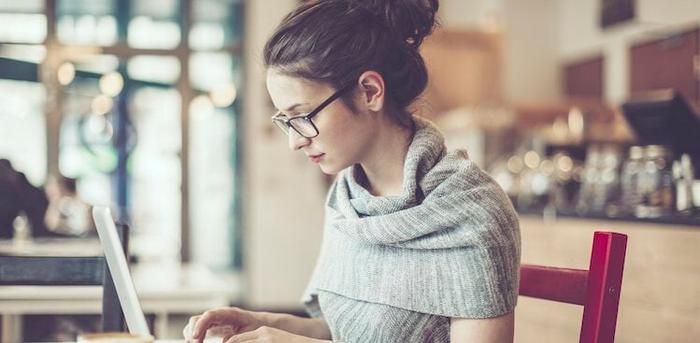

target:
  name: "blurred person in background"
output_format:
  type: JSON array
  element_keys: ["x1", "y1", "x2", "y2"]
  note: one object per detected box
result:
[
  {"x1": 0, "y1": 158, "x2": 59, "y2": 238},
  {"x1": 184, "y1": 0, "x2": 520, "y2": 342},
  {"x1": 0, "y1": 159, "x2": 20, "y2": 238}
]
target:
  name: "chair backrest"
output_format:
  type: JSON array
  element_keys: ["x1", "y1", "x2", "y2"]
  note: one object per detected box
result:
[
  {"x1": 0, "y1": 224, "x2": 130, "y2": 332},
  {"x1": 519, "y1": 231, "x2": 628, "y2": 343}
]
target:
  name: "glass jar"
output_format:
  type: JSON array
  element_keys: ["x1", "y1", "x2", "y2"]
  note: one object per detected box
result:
[
  {"x1": 635, "y1": 145, "x2": 675, "y2": 218},
  {"x1": 576, "y1": 144, "x2": 622, "y2": 215}
]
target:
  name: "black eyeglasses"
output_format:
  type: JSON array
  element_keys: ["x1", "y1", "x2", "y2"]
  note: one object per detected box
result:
[{"x1": 271, "y1": 83, "x2": 355, "y2": 138}]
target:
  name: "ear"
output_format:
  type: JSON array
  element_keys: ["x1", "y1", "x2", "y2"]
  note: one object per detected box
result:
[{"x1": 356, "y1": 71, "x2": 385, "y2": 112}]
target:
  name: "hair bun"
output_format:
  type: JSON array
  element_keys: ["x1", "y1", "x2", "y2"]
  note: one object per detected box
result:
[{"x1": 351, "y1": 0, "x2": 439, "y2": 49}]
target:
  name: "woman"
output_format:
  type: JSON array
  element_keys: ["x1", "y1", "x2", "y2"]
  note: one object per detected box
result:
[{"x1": 184, "y1": 0, "x2": 520, "y2": 342}]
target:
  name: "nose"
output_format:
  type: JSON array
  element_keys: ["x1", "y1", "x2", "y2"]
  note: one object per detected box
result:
[{"x1": 288, "y1": 129, "x2": 311, "y2": 151}]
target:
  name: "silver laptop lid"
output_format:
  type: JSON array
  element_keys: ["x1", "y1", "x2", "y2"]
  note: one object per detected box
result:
[{"x1": 92, "y1": 206, "x2": 150, "y2": 336}]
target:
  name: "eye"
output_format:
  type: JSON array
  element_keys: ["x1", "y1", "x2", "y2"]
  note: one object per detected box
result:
[
  {"x1": 287, "y1": 112, "x2": 308, "y2": 118},
  {"x1": 280, "y1": 110, "x2": 301, "y2": 117}
]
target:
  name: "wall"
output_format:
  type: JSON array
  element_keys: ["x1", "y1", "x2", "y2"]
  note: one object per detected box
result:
[
  {"x1": 557, "y1": 0, "x2": 700, "y2": 104},
  {"x1": 502, "y1": 0, "x2": 560, "y2": 101},
  {"x1": 442, "y1": 0, "x2": 700, "y2": 104},
  {"x1": 438, "y1": 0, "x2": 561, "y2": 102},
  {"x1": 438, "y1": 0, "x2": 500, "y2": 29},
  {"x1": 242, "y1": 0, "x2": 327, "y2": 309}
]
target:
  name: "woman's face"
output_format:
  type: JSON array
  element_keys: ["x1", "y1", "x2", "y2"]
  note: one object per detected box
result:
[{"x1": 266, "y1": 69, "x2": 376, "y2": 175}]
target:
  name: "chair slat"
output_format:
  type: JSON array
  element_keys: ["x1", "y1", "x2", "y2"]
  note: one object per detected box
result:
[{"x1": 519, "y1": 264, "x2": 588, "y2": 305}]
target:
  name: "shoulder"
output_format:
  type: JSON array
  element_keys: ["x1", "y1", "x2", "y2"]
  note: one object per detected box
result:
[{"x1": 429, "y1": 149, "x2": 504, "y2": 197}]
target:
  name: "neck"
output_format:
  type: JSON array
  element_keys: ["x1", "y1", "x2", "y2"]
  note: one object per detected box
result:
[{"x1": 359, "y1": 115, "x2": 414, "y2": 197}]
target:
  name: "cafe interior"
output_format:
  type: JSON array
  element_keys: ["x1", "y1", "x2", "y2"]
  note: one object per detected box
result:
[{"x1": 0, "y1": 0, "x2": 699, "y2": 342}]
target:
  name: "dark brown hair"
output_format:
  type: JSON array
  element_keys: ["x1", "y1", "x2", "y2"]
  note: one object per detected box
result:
[{"x1": 263, "y1": 0, "x2": 439, "y2": 126}]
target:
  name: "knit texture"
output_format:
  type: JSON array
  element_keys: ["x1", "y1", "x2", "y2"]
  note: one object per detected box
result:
[
  {"x1": 317, "y1": 290, "x2": 451, "y2": 342},
  {"x1": 303, "y1": 116, "x2": 521, "y2": 340}
]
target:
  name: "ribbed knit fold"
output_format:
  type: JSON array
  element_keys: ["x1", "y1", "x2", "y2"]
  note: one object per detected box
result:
[{"x1": 303, "y1": 116, "x2": 521, "y2": 320}]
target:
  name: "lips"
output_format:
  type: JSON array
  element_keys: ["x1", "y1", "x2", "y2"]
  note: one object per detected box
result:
[{"x1": 308, "y1": 153, "x2": 325, "y2": 163}]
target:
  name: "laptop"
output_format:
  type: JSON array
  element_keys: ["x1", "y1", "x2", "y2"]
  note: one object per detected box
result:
[{"x1": 92, "y1": 206, "x2": 151, "y2": 336}]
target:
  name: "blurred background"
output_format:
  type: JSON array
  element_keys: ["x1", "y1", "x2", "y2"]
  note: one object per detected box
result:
[{"x1": 0, "y1": 0, "x2": 699, "y2": 342}]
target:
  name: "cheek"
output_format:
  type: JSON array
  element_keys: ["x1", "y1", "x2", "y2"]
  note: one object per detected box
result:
[
  {"x1": 314, "y1": 113, "x2": 368, "y2": 165},
  {"x1": 327, "y1": 129, "x2": 371, "y2": 168}
]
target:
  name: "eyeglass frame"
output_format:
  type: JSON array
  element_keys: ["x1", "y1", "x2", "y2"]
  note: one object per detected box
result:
[{"x1": 271, "y1": 82, "x2": 355, "y2": 138}]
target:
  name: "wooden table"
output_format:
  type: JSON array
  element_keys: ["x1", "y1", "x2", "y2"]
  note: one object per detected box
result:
[
  {"x1": 1, "y1": 249, "x2": 242, "y2": 342},
  {"x1": 515, "y1": 214, "x2": 700, "y2": 343}
]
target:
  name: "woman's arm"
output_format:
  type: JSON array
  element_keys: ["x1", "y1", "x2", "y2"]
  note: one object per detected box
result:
[
  {"x1": 450, "y1": 312, "x2": 514, "y2": 343},
  {"x1": 259, "y1": 311, "x2": 332, "y2": 340}
]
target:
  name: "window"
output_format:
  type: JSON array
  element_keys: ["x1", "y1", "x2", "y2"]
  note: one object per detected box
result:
[{"x1": 0, "y1": 0, "x2": 244, "y2": 268}]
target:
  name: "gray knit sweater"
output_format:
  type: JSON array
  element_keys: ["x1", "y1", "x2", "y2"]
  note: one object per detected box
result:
[{"x1": 303, "y1": 116, "x2": 521, "y2": 342}]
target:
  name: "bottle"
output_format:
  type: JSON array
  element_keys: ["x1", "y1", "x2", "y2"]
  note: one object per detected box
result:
[
  {"x1": 675, "y1": 154, "x2": 695, "y2": 213},
  {"x1": 600, "y1": 144, "x2": 622, "y2": 216},
  {"x1": 12, "y1": 211, "x2": 32, "y2": 245},
  {"x1": 576, "y1": 145, "x2": 601, "y2": 215},
  {"x1": 620, "y1": 146, "x2": 644, "y2": 215}
]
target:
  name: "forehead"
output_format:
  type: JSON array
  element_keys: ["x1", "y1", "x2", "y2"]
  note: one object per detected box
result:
[{"x1": 266, "y1": 69, "x2": 330, "y2": 109}]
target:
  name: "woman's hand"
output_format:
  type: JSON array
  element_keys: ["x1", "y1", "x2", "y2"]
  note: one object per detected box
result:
[
  {"x1": 225, "y1": 326, "x2": 329, "y2": 343},
  {"x1": 183, "y1": 307, "x2": 264, "y2": 343}
]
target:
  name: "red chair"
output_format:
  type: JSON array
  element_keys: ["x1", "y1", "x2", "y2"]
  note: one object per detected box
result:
[{"x1": 519, "y1": 231, "x2": 628, "y2": 343}]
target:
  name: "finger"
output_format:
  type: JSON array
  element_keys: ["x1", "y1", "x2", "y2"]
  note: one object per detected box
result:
[
  {"x1": 183, "y1": 315, "x2": 201, "y2": 339},
  {"x1": 221, "y1": 333, "x2": 235, "y2": 343},
  {"x1": 208, "y1": 326, "x2": 235, "y2": 337},
  {"x1": 193, "y1": 309, "x2": 232, "y2": 342},
  {"x1": 226, "y1": 326, "x2": 264, "y2": 343}
]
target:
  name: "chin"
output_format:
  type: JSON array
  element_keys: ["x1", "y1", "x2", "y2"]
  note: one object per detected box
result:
[
  {"x1": 319, "y1": 161, "x2": 348, "y2": 175},
  {"x1": 319, "y1": 164, "x2": 339, "y2": 175}
]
